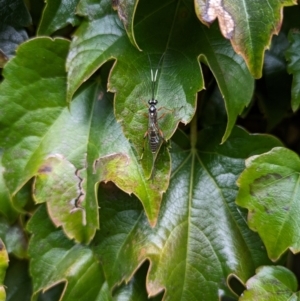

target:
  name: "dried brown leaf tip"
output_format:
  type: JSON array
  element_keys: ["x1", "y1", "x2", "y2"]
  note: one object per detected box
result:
[{"x1": 197, "y1": 0, "x2": 235, "y2": 39}]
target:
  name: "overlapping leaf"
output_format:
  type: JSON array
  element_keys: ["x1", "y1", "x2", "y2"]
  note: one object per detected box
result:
[
  {"x1": 195, "y1": 0, "x2": 297, "y2": 78},
  {"x1": 0, "y1": 37, "x2": 177, "y2": 242},
  {"x1": 111, "y1": 0, "x2": 138, "y2": 49},
  {"x1": 0, "y1": 0, "x2": 30, "y2": 66},
  {"x1": 67, "y1": 0, "x2": 254, "y2": 151},
  {"x1": 286, "y1": 30, "x2": 300, "y2": 112},
  {"x1": 237, "y1": 147, "x2": 300, "y2": 261},
  {"x1": 27, "y1": 205, "x2": 107, "y2": 301},
  {"x1": 93, "y1": 127, "x2": 281, "y2": 301},
  {"x1": 0, "y1": 155, "x2": 19, "y2": 222},
  {"x1": 240, "y1": 266, "x2": 298, "y2": 301},
  {"x1": 27, "y1": 205, "x2": 162, "y2": 301},
  {"x1": 258, "y1": 31, "x2": 292, "y2": 129},
  {"x1": 37, "y1": 0, "x2": 81, "y2": 35},
  {"x1": 0, "y1": 240, "x2": 8, "y2": 301},
  {"x1": 4, "y1": 259, "x2": 32, "y2": 301},
  {"x1": 0, "y1": 217, "x2": 27, "y2": 259}
]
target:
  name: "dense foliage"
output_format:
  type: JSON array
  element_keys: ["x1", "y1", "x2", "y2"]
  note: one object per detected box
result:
[{"x1": 1, "y1": 0, "x2": 300, "y2": 300}]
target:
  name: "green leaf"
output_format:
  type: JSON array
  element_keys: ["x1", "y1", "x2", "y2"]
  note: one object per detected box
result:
[
  {"x1": 33, "y1": 155, "x2": 87, "y2": 242},
  {"x1": 37, "y1": 0, "x2": 81, "y2": 35},
  {"x1": 0, "y1": 0, "x2": 31, "y2": 65},
  {"x1": 0, "y1": 0, "x2": 32, "y2": 27},
  {"x1": 112, "y1": 0, "x2": 139, "y2": 50},
  {"x1": 195, "y1": 0, "x2": 297, "y2": 78},
  {"x1": 239, "y1": 266, "x2": 298, "y2": 301},
  {"x1": 27, "y1": 205, "x2": 159, "y2": 301},
  {"x1": 0, "y1": 154, "x2": 19, "y2": 222},
  {"x1": 27, "y1": 205, "x2": 106, "y2": 301},
  {"x1": 0, "y1": 37, "x2": 177, "y2": 240},
  {"x1": 0, "y1": 37, "x2": 100, "y2": 243},
  {"x1": 0, "y1": 37, "x2": 70, "y2": 196},
  {"x1": 286, "y1": 30, "x2": 300, "y2": 112},
  {"x1": 67, "y1": 0, "x2": 253, "y2": 154},
  {"x1": 236, "y1": 147, "x2": 300, "y2": 261},
  {"x1": 0, "y1": 217, "x2": 27, "y2": 259},
  {"x1": 4, "y1": 258, "x2": 32, "y2": 301},
  {"x1": 257, "y1": 31, "x2": 292, "y2": 130},
  {"x1": 0, "y1": 239, "x2": 8, "y2": 301},
  {"x1": 94, "y1": 127, "x2": 281, "y2": 301}
]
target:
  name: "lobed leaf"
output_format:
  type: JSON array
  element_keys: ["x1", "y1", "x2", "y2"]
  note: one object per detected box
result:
[
  {"x1": 67, "y1": 0, "x2": 254, "y2": 149},
  {"x1": 195, "y1": 0, "x2": 297, "y2": 78},
  {"x1": 37, "y1": 0, "x2": 81, "y2": 35},
  {"x1": 94, "y1": 127, "x2": 281, "y2": 301},
  {"x1": 239, "y1": 266, "x2": 298, "y2": 301},
  {"x1": 236, "y1": 147, "x2": 300, "y2": 261},
  {"x1": 27, "y1": 205, "x2": 162, "y2": 301},
  {"x1": 112, "y1": 0, "x2": 139, "y2": 50}
]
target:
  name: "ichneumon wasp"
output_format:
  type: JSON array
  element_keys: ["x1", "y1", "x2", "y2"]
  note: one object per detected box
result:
[{"x1": 141, "y1": 53, "x2": 171, "y2": 179}]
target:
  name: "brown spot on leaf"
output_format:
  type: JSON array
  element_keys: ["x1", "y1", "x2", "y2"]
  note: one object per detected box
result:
[{"x1": 38, "y1": 165, "x2": 52, "y2": 173}]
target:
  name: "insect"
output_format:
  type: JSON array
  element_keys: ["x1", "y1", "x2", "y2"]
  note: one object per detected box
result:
[{"x1": 142, "y1": 53, "x2": 169, "y2": 178}]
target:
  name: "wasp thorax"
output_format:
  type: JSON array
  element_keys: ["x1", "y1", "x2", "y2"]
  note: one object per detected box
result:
[{"x1": 149, "y1": 106, "x2": 156, "y2": 113}]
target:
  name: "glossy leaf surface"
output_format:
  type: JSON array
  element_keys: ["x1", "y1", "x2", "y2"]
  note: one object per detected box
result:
[
  {"x1": 0, "y1": 37, "x2": 178, "y2": 240},
  {"x1": 0, "y1": 0, "x2": 30, "y2": 65},
  {"x1": 0, "y1": 217, "x2": 27, "y2": 259},
  {"x1": 0, "y1": 156, "x2": 18, "y2": 222},
  {"x1": 67, "y1": 0, "x2": 254, "y2": 146},
  {"x1": 0, "y1": 240, "x2": 8, "y2": 301},
  {"x1": 37, "y1": 0, "x2": 81, "y2": 35},
  {"x1": 259, "y1": 31, "x2": 292, "y2": 130},
  {"x1": 94, "y1": 127, "x2": 281, "y2": 301},
  {"x1": 4, "y1": 259, "x2": 32, "y2": 301},
  {"x1": 286, "y1": 30, "x2": 300, "y2": 111},
  {"x1": 195, "y1": 0, "x2": 297, "y2": 78},
  {"x1": 27, "y1": 205, "x2": 163, "y2": 301},
  {"x1": 240, "y1": 266, "x2": 298, "y2": 301},
  {"x1": 237, "y1": 147, "x2": 300, "y2": 260}
]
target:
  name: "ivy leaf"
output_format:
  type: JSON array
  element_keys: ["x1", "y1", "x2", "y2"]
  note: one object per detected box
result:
[
  {"x1": 37, "y1": 0, "x2": 81, "y2": 35},
  {"x1": 112, "y1": 0, "x2": 139, "y2": 50},
  {"x1": 0, "y1": 0, "x2": 31, "y2": 28},
  {"x1": 27, "y1": 205, "x2": 107, "y2": 301},
  {"x1": 239, "y1": 266, "x2": 298, "y2": 301},
  {"x1": 257, "y1": 31, "x2": 292, "y2": 130},
  {"x1": 0, "y1": 0, "x2": 30, "y2": 65},
  {"x1": 4, "y1": 259, "x2": 32, "y2": 301},
  {"x1": 195, "y1": 0, "x2": 297, "y2": 78},
  {"x1": 67, "y1": 0, "x2": 253, "y2": 156},
  {"x1": 33, "y1": 155, "x2": 87, "y2": 242},
  {"x1": 0, "y1": 239, "x2": 8, "y2": 301},
  {"x1": 236, "y1": 147, "x2": 300, "y2": 261},
  {"x1": 0, "y1": 37, "x2": 176, "y2": 241},
  {"x1": 286, "y1": 30, "x2": 300, "y2": 112},
  {"x1": 27, "y1": 205, "x2": 162, "y2": 301},
  {"x1": 0, "y1": 217, "x2": 27, "y2": 259},
  {"x1": 0, "y1": 154, "x2": 19, "y2": 222},
  {"x1": 94, "y1": 127, "x2": 281, "y2": 301}
]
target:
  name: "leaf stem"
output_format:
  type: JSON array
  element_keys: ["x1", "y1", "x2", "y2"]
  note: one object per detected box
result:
[{"x1": 190, "y1": 108, "x2": 197, "y2": 150}]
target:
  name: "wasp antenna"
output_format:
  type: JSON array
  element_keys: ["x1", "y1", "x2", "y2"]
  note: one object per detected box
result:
[
  {"x1": 147, "y1": 52, "x2": 166, "y2": 100},
  {"x1": 153, "y1": 69, "x2": 159, "y2": 82},
  {"x1": 150, "y1": 69, "x2": 154, "y2": 82}
]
